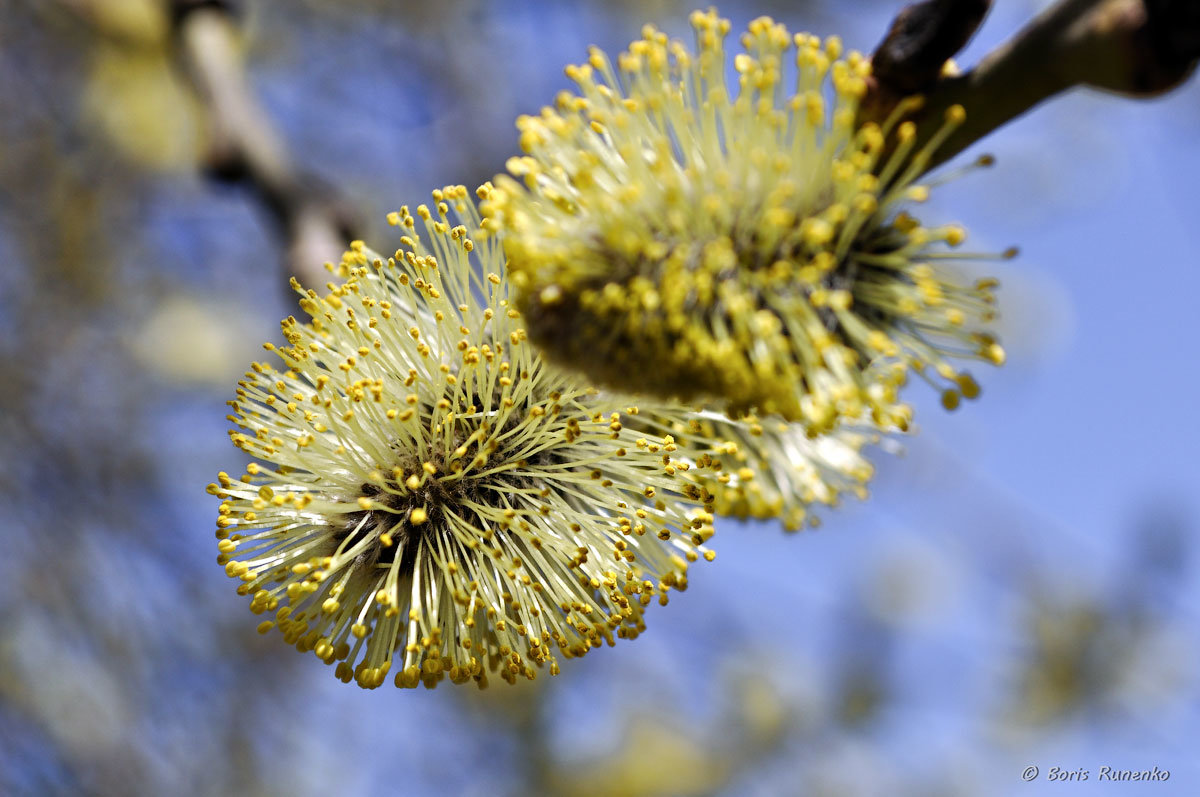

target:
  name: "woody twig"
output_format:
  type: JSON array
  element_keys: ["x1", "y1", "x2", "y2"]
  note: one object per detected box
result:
[{"x1": 863, "y1": 0, "x2": 1200, "y2": 173}]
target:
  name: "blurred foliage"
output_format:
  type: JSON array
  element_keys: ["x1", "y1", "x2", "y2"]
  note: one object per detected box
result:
[{"x1": 0, "y1": 0, "x2": 1196, "y2": 795}]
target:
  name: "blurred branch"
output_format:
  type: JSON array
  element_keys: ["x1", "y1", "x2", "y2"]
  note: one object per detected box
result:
[
  {"x1": 868, "y1": 0, "x2": 992, "y2": 96},
  {"x1": 167, "y1": 0, "x2": 359, "y2": 289},
  {"x1": 863, "y1": 0, "x2": 1200, "y2": 172}
]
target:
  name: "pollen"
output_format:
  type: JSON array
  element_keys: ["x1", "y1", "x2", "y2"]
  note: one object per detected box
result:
[{"x1": 485, "y1": 10, "x2": 1010, "y2": 434}]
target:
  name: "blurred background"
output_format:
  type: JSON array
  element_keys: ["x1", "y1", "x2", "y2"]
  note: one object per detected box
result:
[{"x1": 1, "y1": 0, "x2": 1198, "y2": 795}]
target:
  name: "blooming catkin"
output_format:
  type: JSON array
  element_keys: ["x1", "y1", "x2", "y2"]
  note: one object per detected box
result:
[
  {"x1": 486, "y1": 10, "x2": 1011, "y2": 434},
  {"x1": 211, "y1": 186, "x2": 718, "y2": 690},
  {"x1": 641, "y1": 411, "x2": 876, "y2": 532}
]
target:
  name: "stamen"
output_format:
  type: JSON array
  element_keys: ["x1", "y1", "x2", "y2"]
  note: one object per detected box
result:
[
  {"x1": 212, "y1": 185, "x2": 717, "y2": 690},
  {"x1": 485, "y1": 14, "x2": 1012, "y2": 434}
]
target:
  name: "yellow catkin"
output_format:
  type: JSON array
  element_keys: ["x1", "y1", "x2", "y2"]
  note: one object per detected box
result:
[
  {"x1": 486, "y1": 10, "x2": 1011, "y2": 434},
  {"x1": 213, "y1": 186, "x2": 718, "y2": 690}
]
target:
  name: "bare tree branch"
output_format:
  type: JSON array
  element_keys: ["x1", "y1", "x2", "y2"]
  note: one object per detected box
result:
[
  {"x1": 863, "y1": 0, "x2": 1200, "y2": 174},
  {"x1": 167, "y1": 0, "x2": 360, "y2": 290}
]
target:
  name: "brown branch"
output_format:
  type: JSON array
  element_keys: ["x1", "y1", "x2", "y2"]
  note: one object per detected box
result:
[
  {"x1": 869, "y1": 0, "x2": 992, "y2": 94},
  {"x1": 167, "y1": 0, "x2": 360, "y2": 290},
  {"x1": 864, "y1": 0, "x2": 1200, "y2": 174}
]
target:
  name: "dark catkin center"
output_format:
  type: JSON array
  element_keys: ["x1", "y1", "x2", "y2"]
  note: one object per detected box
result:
[{"x1": 332, "y1": 398, "x2": 567, "y2": 577}]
